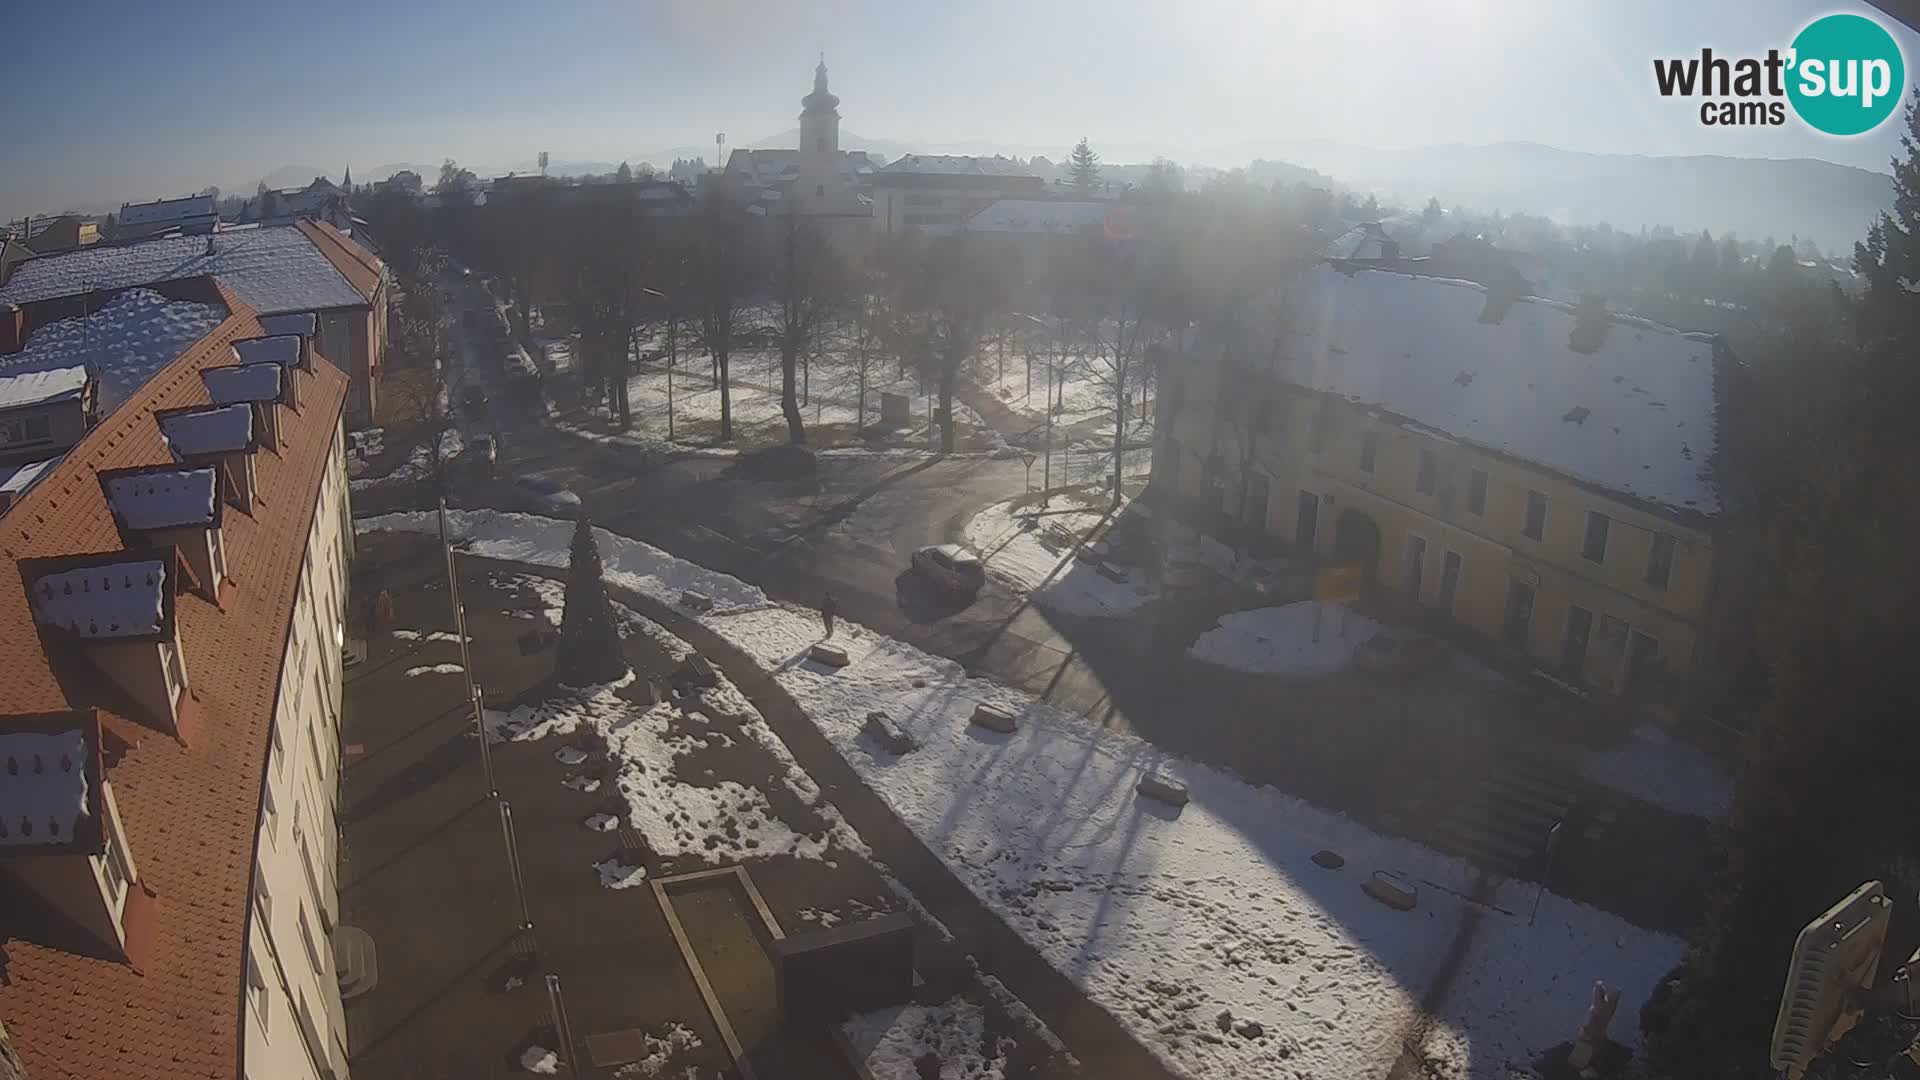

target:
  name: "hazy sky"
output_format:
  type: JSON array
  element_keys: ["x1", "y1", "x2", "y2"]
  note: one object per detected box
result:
[{"x1": 4, "y1": 0, "x2": 1916, "y2": 217}]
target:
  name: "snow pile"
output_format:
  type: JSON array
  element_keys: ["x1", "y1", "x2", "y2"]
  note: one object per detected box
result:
[
  {"x1": 962, "y1": 497, "x2": 1155, "y2": 617},
  {"x1": 1579, "y1": 725, "x2": 1732, "y2": 820},
  {"x1": 1186, "y1": 602, "x2": 1382, "y2": 677},
  {"x1": 841, "y1": 998, "x2": 1012, "y2": 1080},
  {"x1": 584, "y1": 812, "x2": 620, "y2": 833},
  {"x1": 0, "y1": 730, "x2": 93, "y2": 850},
  {"x1": 519, "y1": 1045, "x2": 559, "y2": 1074},
  {"x1": 616, "y1": 1023, "x2": 702, "y2": 1077},
  {"x1": 391, "y1": 629, "x2": 421, "y2": 640},
  {"x1": 594, "y1": 857, "x2": 647, "y2": 889},
  {"x1": 356, "y1": 510, "x2": 767, "y2": 616},
  {"x1": 404, "y1": 663, "x2": 464, "y2": 677},
  {"x1": 28, "y1": 559, "x2": 168, "y2": 639},
  {"x1": 349, "y1": 430, "x2": 464, "y2": 492}
]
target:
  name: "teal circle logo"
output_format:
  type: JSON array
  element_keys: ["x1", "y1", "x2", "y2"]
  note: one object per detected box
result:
[{"x1": 1786, "y1": 13, "x2": 1905, "y2": 136}]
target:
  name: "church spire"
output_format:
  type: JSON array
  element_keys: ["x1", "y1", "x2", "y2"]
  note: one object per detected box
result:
[
  {"x1": 814, "y1": 54, "x2": 829, "y2": 96},
  {"x1": 342, "y1": 163, "x2": 353, "y2": 189},
  {"x1": 802, "y1": 55, "x2": 838, "y2": 114}
]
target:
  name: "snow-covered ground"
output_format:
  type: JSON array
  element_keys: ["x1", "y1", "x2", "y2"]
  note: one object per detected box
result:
[
  {"x1": 975, "y1": 346, "x2": 1153, "y2": 441},
  {"x1": 962, "y1": 496, "x2": 1155, "y2": 617},
  {"x1": 1187, "y1": 602, "x2": 1383, "y2": 677},
  {"x1": 349, "y1": 430, "x2": 463, "y2": 492},
  {"x1": 1578, "y1": 725, "x2": 1732, "y2": 821},
  {"x1": 841, "y1": 998, "x2": 1013, "y2": 1080},
  {"x1": 356, "y1": 511, "x2": 1687, "y2": 1080}
]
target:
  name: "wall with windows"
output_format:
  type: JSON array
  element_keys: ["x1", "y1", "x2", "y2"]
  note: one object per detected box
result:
[
  {"x1": 242, "y1": 424, "x2": 350, "y2": 1080},
  {"x1": 0, "y1": 398, "x2": 87, "y2": 466},
  {"x1": 1159, "y1": 360, "x2": 1725, "y2": 705}
]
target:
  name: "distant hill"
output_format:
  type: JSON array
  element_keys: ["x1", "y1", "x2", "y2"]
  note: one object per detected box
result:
[{"x1": 1256, "y1": 139, "x2": 1892, "y2": 253}]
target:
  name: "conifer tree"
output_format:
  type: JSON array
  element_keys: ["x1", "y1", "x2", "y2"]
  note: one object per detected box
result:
[
  {"x1": 554, "y1": 515, "x2": 628, "y2": 686},
  {"x1": 1069, "y1": 138, "x2": 1101, "y2": 194}
]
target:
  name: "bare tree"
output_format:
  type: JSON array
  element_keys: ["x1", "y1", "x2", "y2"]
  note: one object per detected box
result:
[
  {"x1": 693, "y1": 181, "x2": 752, "y2": 441},
  {"x1": 847, "y1": 284, "x2": 883, "y2": 429},
  {"x1": 559, "y1": 201, "x2": 652, "y2": 427},
  {"x1": 385, "y1": 349, "x2": 458, "y2": 491},
  {"x1": 894, "y1": 233, "x2": 1010, "y2": 453},
  {"x1": 773, "y1": 207, "x2": 845, "y2": 445}
]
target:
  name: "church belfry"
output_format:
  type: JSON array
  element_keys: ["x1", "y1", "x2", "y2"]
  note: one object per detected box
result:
[{"x1": 800, "y1": 55, "x2": 840, "y2": 157}]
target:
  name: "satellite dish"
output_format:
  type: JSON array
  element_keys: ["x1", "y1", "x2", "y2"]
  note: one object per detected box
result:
[{"x1": 1770, "y1": 880, "x2": 1892, "y2": 1079}]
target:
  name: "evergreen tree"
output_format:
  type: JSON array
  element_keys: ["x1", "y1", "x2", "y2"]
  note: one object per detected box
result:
[
  {"x1": 553, "y1": 515, "x2": 629, "y2": 686},
  {"x1": 616, "y1": 161, "x2": 633, "y2": 183},
  {"x1": 1855, "y1": 97, "x2": 1920, "y2": 342},
  {"x1": 1069, "y1": 137, "x2": 1101, "y2": 194}
]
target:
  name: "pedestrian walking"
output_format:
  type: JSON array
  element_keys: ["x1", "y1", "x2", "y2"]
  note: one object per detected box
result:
[{"x1": 821, "y1": 590, "x2": 838, "y2": 639}]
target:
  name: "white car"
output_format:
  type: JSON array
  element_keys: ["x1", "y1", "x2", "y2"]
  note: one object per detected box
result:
[
  {"x1": 514, "y1": 473, "x2": 581, "y2": 517},
  {"x1": 911, "y1": 544, "x2": 986, "y2": 594}
]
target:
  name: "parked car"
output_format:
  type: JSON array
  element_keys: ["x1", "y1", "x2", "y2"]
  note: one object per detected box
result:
[
  {"x1": 468, "y1": 434, "x2": 498, "y2": 475},
  {"x1": 513, "y1": 472, "x2": 581, "y2": 517},
  {"x1": 911, "y1": 544, "x2": 986, "y2": 594}
]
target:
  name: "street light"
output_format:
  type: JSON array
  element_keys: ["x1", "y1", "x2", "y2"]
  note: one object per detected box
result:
[{"x1": 640, "y1": 287, "x2": 673, "y2": 440}]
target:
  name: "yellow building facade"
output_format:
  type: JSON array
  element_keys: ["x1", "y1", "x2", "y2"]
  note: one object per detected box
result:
[{"x1": 1155, "y1": 264, "x2": 1736, "y2": 709}]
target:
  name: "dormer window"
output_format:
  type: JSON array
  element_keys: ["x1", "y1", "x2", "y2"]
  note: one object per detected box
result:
[
  {"x1": 156, "y1": 403, "x2": 257, "y2": 512},
  {"x1": 100, "y1": 465, "x2": 225, "y2": 601},
  {"x1": 204, "y1": 363, "x2": 288, "y2": 450},
  {"x1": 22, "y1": 550, "x2": 188, "y2": 734}
]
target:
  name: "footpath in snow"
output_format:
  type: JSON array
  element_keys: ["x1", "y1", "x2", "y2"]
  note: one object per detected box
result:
[
  {"x1": 356, "y1": 510, "x2": 1685, "y2": 1080},
  {"x1": 962, "y1": 495, "x2": 1155, "y2": 618}
]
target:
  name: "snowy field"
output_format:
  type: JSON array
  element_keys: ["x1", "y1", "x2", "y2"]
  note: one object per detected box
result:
[
  {"x1": 1578, "y1": 724, "x2": 1732, "y2": 821},
  {"x1": 349, "y1": 430, "x2": 462, "y2": 492},
  {"x1": 356, "y1": 510, "x2": 1687, "y2": 1080},
  {"x1": 842, "y1": 998, "x2": 1013, "y2": 1080},
  {"x1": 974, "y1": 339, "x2": 1155, "y2": 443},
  {"x1": 1187, "y1": 602, "x2": 1384, "y2": 678},
  {"x1": 962, "y1": 496, "x2": 1156, "y2": 617}
]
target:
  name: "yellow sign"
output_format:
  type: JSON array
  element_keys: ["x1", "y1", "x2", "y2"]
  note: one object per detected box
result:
[{"x1": 1313, "y1": 564, "x2": 1364, "y2": 604}]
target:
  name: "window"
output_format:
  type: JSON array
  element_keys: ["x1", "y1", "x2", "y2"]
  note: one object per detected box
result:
[
  {"x1": 1437, "y1": 551, "x2": 1462, "y2": 614},
  {"x1": 1523, "y1": 490, "x2": 1547, "y2": 540},
  {"x1": 815, "y1": 136, "x2": 826, "y2": 152},
  {"x1": 1467, "y1": 469, "x2": 1488, "y2": 515},
  {"x1": 1646, "y1": 532, "x2": 1676, "y2": 590},
  {"x1": 1405, "y1": 536, "x2": 1427, "y2": 598},
  {"x1": 1502, "y1": 580, "x2": 1536, "y2": 650},
  {"x1": 1563, "y1": 605, "x2": 1594, "y2": 678},
  {"x1": 0, "y1": 413, "x2": 52, "y2": 447},
  {"x1": 254, "y1": 873, "x2": 274, "y2": 924},
  {"x1": 298, "y1": 904, "x2": 325, "y2": 976},
  {"x1": 246, "y1": 950, "x2": 269, "y2": 1029},
  {"x1": 159, "y1": 639, "x2": 185, "y2": 701},
  {"x1": 1359, "y1": 431, "x2": 1378, "y2": 474},
  {"x1": 815, "y1": 184, "x2": 825, "y2": 197},
  {"x1": 1625, "y1": 630, "x2": 1662, "y2": 695},
  {"x1": 1582, "y1": 511, "x2": 1611, "y2": 563},
  {"x1": 1416, "y1": 450, "x2": 1437, "y2": 495}
]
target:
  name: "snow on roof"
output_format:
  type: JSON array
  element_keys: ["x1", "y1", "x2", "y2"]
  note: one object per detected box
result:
[
  {"x1": 0, "y1": 365, "x2": 87, "y2": 411},
  {"x1": 232, "y1": 335, "x2": 302, "y2": 367},
  {"x1": 103, "y1": 467, "x2": 219, "y2": 531},
  {"x1": 0, "y1": 729, "x2": 93, "y2": 849},
  {"x1": 879, "y1": 154, "x2": 1038, "y2": 177},
  {"x1": 1327, "y1": 223, "x2": 1401, "y2": 261},
  {"x1": 28, "y1": 559, "x2": 168, "y2": 639},
  {"x1": 0, "y1": 289, "x2": 227, "y2": 415},
  {"x1": 0, "y1": 225, "x2": 367, "y2": 315},
  {"x1": 256, "y1": 312, "x2": 316, "y2": 337},
  {"x1": 158, "y1": 403, "x2": 253, "y2": 457},
  {"x1": 0, "y1": 456, "x2": 62, "y2": 500},
  {"x1": 967, "y1": 199, "x2": 1107, "y2": 234},
  {"x1": 118, "y1": 194, "x2": 216, "y2": 227},
  {"x1": 1282, "y1": 266, "x2": 1720, "y2": 515},
  {"x1": 203, "y1": 363, "x2": 282, "y2": 404}
]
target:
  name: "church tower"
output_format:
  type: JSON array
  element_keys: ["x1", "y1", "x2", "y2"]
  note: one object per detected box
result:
[{"x1": 794, "y1": 57, "x2": 853, "y2": 216}]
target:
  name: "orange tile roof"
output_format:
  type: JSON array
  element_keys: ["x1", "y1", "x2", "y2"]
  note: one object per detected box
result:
[
  {"x1": 294, "y1": 218, "x2": 383, "y2": 303},
  {"x1": 0, "y1": 278, "x2": 349, "y2": 1080}
]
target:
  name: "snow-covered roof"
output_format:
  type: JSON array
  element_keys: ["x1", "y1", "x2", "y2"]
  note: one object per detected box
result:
[
  {"x1": 202, "y1": 363, "x2": 282, "y2": 405},
  {"x1": 0, "y1": 289, "x2": 227, "y2": 415},
  {"x1": 1277, "y1": 266, "x2": 1720, "y2": 515},
  {"x1": 232, "y1": 335, "x2": 302, "y2": 367},
  {"x1": 1327, "y1": 223, "x2": 1399, "y2": 261},
  {"x1": 103, "y1": 466, "x2": 219, "y2": 531},
  {"x1": 118, "y1": 194, "x2": 216, "y2": 227},
  {"x1": 0, "y1": 225, "x2": 368, "y2": 315},
  {"x1": 0, "y1": 729, "x2": 94, "y2": 849},
  {"x1": 158, "y1": 403, "x2": 253, "y2": 457},
  {"x1": 256, "y1": 312, "x2": 316, "y2": 338},
  {"x1": 0, "y1": 456, "x2": 62, "y2": 502},
  {"x1": 967, "y1": 200, "x2": 1107, "y2": 234},
  {"x1": 0, "y1": 365, "x2": 87, "y2": 411},
  {"x1": 879, "y1": 154, "x2": 1037, "y2": 177},
  {"x1": 28, "y1": 558, "x2": 168, "y2": 639}
]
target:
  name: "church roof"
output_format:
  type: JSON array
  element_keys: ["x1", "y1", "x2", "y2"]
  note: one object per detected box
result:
[{"x1": 878, "y1": 154, "x2": 1039, "y2": 178}]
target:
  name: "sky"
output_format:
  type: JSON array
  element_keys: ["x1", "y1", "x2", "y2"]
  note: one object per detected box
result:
[{"x1": 3, "y1": 0, "x2": 1917, "y2": 218}]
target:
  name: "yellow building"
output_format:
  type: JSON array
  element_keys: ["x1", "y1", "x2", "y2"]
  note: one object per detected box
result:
[{"x1": 1154, "y1": 259, "x2": 1742, "y2": 711}]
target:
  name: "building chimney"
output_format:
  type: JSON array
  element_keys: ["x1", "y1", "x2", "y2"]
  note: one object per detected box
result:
[{"x1": 0, "y1": 303, "x2": 23, "y2": 354}]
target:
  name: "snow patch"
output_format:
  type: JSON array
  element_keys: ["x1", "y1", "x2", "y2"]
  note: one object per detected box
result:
[
  {"x1": 841, "y1": 998, "x2": 1012, "y2": 1080},
  {"x1": 595, "y1": 858, "x2": 647, "y2": 889},
  {"x1": 1186, "y1": 602, "x2": 1382, "y2": 677},
  {"x1": 1579, "y1": 725, "x2": 1732, "y2": 820},
  {"x1": 519, "y1": 1045, "x2": 559, "y2": 1074},
  {"x1": 405, "y1": 663, "x2": 464, "y2": 677}
]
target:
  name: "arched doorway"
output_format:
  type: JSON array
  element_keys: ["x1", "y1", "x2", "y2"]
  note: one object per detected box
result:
[{"x1": 1333, "y1": 508, "x2": 1383, "y2": 581}]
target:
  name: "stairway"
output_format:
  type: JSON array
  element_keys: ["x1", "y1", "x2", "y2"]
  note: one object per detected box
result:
[{"x1": 1431, "y1": 751, "x2": 1583, "y2": 876}]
